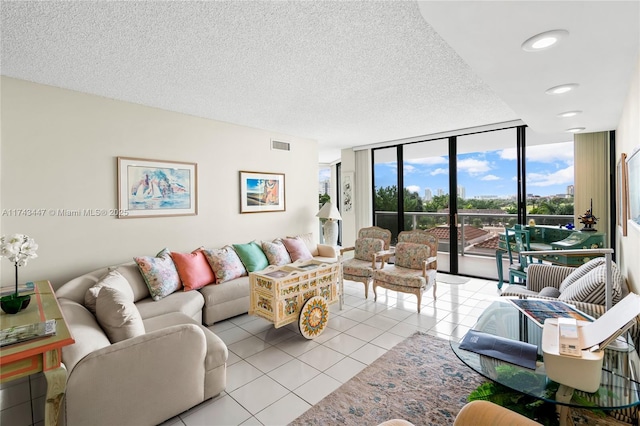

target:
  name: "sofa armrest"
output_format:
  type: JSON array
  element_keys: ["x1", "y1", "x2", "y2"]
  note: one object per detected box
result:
[
  {"x1": 526, "y1": 263, "x2": 575, "y2": 292},
  {"x1": 65, "y1": 324, "x2": 207, "y2": 426},
  {"x1": 318, "y1": 244, "x2": 339, "y2": 258}
]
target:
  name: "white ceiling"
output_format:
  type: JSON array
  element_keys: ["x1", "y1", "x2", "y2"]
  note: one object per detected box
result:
[{"x1": 2, "y1": 1, "x2": 638, "y2": 163}]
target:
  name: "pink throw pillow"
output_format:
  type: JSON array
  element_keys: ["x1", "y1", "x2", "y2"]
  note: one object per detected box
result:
[
  {"x1": 282, "y1": 237, "x2": 313, "y2": 262},
  {"x1": 171, "y1": 250, "x2": 216, "y2": 291}
]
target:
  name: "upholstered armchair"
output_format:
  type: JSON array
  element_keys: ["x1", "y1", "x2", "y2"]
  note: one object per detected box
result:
[
  {"x1": 372, "y1": 230, "x2": 438, "y2": 312},
  {"x1": 340, "y1": 226, "x2": 392, "y2": 298}
]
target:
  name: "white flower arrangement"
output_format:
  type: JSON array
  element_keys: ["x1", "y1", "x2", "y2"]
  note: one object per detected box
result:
[
  {"x1": 1, "y1": 234, "x2": 38, "y2": 300},
  {"x1": 1, "y1": 234, "x2": 38, "y2": 267}
]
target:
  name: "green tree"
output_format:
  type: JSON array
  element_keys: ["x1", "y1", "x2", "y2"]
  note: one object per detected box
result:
[
  {"x1": 319, "y1": 193, "x2": 330, "y2": 206},
  {"x1": 424, "y1": 194, "x2": 449, "y2": 212}
]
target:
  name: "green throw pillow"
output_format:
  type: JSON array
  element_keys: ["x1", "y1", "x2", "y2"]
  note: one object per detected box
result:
[{"x1": 233, "y1": 242, "x2": 269, "y2": 272}]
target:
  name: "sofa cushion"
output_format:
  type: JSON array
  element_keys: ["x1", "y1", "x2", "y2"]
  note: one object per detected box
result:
[
  {"x1": 111, "y1": 263, "x2": 150, "y2": 302},
  {"x1": 171, "y1": 250, "x2": 215, "y2": 291},
  {"x1": 233, "y1": 242, "x2": 269, "y2": 272},
  {"x1": 203, "y1": 246, "x2": 247, "y2": 283},
  {"x1": 85, "y1": 269, "x2": 135, "y2": 314},
  {"x1": 261, "y1": 240, "x2": 292, "y2": 266},
  {"x1": 559, "y1": 263, "x2": 623, "y2": 305},
  {"x1": 199, "y1": 275, "x2": 250, "y2": 306},
  {"x1": 282, "y1": 237, "x2": 313, "y2": 262},
  {"x1": 136, "y1": 289, "x2": 204, "y2": 321},
  {"x1": 558, "y1": 257, "x2": 606, "y2": 293},
  {"x1": 134, "y1": 248, "x2": 182, "y2": 301},
  {"x1": 95, "y1": 286, "x2": 146, "y2": 343}
]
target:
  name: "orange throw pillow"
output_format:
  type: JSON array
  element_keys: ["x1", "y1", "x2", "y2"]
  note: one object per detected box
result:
[{"x1": 170, "y1": 250, "x2": 216, "y2": 291}]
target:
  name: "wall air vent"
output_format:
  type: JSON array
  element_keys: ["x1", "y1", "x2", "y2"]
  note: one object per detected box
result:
[{"x1": 271, "y1": 140, "x2": 291, "y2": 151}]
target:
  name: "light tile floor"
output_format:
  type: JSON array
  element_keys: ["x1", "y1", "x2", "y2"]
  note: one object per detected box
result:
[{"x1": 164, "y1": 276, "x2": 502, "y2": 426}]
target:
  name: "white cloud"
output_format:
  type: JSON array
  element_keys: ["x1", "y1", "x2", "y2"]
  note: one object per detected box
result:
[
  {"x1": 481, "y1": 174, "x2": 500, "y2": 181},
  {"x1": 500, "y1": 142, "x2": 573, "y2": 165},
  {"x1": 458, "y1": 158, "x2": 491, "y2": 175},
  {"x1": 431, "y1": 168, "x2": 448, "y2": 176},
  {"x1": 527, "y1": 165, "x2": 574, "y2": 187},
  {"x1": 406, "y1": 185, "x2": 421, "y2": 194},
  {"x1": 404, "y1": 164, "x2": 417, "y2": 174},
  {"x1": 406, "y1": 157, "x2": 448, "y2": 166}
]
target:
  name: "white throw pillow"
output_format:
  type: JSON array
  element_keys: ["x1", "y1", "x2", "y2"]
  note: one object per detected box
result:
[
  {"x1": 95, "y1": 286, "x2": 145, "y2": 343},
  {"x1": 85, "y1": 270, "x2": 135, "y2": 314}
]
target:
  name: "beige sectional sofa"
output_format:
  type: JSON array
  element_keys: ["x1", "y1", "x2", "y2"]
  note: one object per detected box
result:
[{"x1": 54, "y1": 234, "x2": 337, "y2": 426}]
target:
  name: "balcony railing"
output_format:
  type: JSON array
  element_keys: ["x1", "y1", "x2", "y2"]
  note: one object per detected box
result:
[{"x1": 374, "y1": 211, "x2": 574, "y2": 257}]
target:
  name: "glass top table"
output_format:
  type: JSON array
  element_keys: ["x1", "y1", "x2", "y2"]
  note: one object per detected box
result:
[{"x1": 451, "y1": 299, "x2": 640, "y2": 422}]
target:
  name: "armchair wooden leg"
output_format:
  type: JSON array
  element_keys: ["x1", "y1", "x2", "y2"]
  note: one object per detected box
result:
[
  {"x1": 373, "y1": 282, "x2": 378, "y2": 301},
  {"x1": 363, "y1": 280, "x2": 369, "y2": 299},
  {"x1": 416, "y1": 291, "x2": 422, "y2": 313}
]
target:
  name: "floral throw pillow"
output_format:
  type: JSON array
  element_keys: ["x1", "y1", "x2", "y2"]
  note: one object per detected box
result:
[
  {"x1": 134, "y1": 248, "x2": 181, "y2": 301},
  {"x1": 203, "y1": 246, "x2": 247, "y2": 283},
  {"x1": 261, "y1": 240, "x2": 291, "y2": 266}
]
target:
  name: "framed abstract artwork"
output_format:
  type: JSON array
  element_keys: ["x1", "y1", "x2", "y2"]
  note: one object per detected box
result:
[
  {"x1": 239, "y1": 171, "x2": 285, "y2": 213},
  {"x1": 342, "y1": 172, "x2": 354, "y2": 213},
  {"x1": 117, "y1": 157, "x2": 198, "y2": 218}
]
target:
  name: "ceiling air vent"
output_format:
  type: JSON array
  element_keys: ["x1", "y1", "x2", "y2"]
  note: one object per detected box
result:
[{"x1": 271, "y1": 140, "x2": 291, "y2": 151}]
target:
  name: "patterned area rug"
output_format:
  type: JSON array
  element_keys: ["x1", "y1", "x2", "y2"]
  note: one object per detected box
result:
[
  {"x1": 289, "y1": 332, "x2": 485, "y2": 425},
  {"x1": 289, "y1": 332, "x2": 631, "y2": 426}
]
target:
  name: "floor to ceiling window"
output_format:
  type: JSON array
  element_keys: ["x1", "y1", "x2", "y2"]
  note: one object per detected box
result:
[
  {"x1": 525, "y1": 136, "x2": 574, "y2": 227},
  {"x1": 371, "y1": 125, "x2": 575, "y2": 278}
]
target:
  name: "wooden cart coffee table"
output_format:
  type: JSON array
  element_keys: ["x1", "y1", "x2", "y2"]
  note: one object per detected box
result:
[{"x1": 249, "y1": 260, "x2": 340, "y2": 339}]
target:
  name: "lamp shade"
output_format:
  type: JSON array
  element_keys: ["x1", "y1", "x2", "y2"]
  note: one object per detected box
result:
[{"x1": 316, "y1": 202, "x2": 342, "y2": 221}]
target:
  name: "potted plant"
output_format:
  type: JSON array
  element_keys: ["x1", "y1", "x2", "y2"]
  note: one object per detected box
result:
[{"x1": 1, "y1": 234, "x2": 38, "y2": 314}]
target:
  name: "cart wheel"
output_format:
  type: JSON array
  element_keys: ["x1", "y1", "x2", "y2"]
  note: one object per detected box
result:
[{"x1": 298, "y1": 296, "x2": 330, "y2": 339}]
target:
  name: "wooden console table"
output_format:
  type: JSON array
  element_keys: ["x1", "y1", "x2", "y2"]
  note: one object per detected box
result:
[{"x1": 0, "y1": 280, "x2": 74, "y2": 426}]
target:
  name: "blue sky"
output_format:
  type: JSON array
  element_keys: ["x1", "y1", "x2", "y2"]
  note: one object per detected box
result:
[{"x1": 374, "y1": 142, "x2": 574, "y2": 199}]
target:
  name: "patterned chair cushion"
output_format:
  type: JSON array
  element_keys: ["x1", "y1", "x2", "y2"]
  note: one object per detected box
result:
[
  {"x1": 373, "y1": 265, "x2": 426, "y2": 289},
  {"x1": 354, "y1": 238, "x2": 384, "y2": 261},
  {"x1": 343, "y1": 258, "x2": 376, "y2": 278},
  {"x1": 558, "y1": 257, "x2": 606, "y2": 293},
  {"x1": 394, "y1": 242, "x2": 431, "y2": 270},
  {"x1": 558, "y1": 263, "x2": 623, "y2": 305}
]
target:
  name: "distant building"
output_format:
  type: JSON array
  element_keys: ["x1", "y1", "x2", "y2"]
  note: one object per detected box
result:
[
  {"x1": 457, "y1": 185, "x2": 466, "y2": 199},
  {"x1": 424, "y1": 188, "x2": 433, "y2": 201},
  {"x1": 437, "y1": 188, "x2": 445, "y2": 196},
  {"x1": 318, "y1": 179, "x2": 329, "y2": 195},
  {"x1": 567, "y1": 185, "x2": 574, "y2": 196},
  {"x1": 474, "y1": 195, "x2": 499, "y2": 200}
]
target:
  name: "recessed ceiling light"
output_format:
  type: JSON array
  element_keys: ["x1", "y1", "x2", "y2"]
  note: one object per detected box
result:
[
  {"x1": 566, "y1": 127, "x2": 586, "y2": 133},
  {"x1": 522, "y1": 29, "x2": 569, "y2": 52},
  {"x1": 557, "y1": 110, "x2": 582, "y2": 118},
  {"x1": 546, "y1": 84, "x2": 579, "y2": 95}
]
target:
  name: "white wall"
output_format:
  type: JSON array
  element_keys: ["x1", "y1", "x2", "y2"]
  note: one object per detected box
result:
[
  {"x1": 1, "y1": 77, "x2": 319, "y2": 289},
  {"x1": 616, "y1": 56, "x2": 640, "y2": 294}
]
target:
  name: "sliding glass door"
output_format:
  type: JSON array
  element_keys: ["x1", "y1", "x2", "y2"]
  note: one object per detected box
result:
[{"x1": 373, "y1": 126, "x2": 522, "y2": 277}]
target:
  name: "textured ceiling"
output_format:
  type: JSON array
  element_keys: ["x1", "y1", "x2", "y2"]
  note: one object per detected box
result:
[{"x1": 1, "y1": 1, "x2": 638, "y2": 163}]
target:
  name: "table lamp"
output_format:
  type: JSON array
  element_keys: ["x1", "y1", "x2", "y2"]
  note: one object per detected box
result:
[{"x1": 316, "y1": 202, "x2": 342, "y2": 246}]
